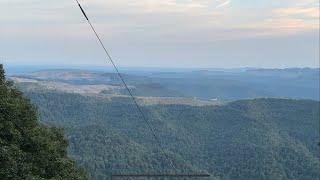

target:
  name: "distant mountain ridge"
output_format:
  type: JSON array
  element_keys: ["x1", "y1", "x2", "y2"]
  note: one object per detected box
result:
[{"x1": 9, "y1": 67, "x2": 320, "y2": 100}]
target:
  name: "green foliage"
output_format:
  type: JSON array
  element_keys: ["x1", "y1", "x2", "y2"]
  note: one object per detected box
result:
[
  {"x1": 24, "y1": 89, "x2": 320, "y2": 180},
  {"x1": 0, "y1": 64, "x2": 5, "y2": 84},
  {"x1": 66, "y1": 125, "x2": 209, "y2": 180},
  {"x1": 0, "y1": 65, "x2": 88, "y2": 179}
]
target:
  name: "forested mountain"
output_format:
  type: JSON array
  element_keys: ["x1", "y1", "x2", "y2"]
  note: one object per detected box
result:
[
  {"x1": 0, "y1": 65, "x2": 88, "y2": 179},
  {"x1": 24, "y1": 90, "x2": 320, "y2": 180},
  {"x1": 3, "y1": 65, "x2": 319, "y2": 179}
]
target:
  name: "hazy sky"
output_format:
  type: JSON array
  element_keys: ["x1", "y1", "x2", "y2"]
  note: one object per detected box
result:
[{"x1": 0, "y1": 0, "x2": 319, "y2": 68}]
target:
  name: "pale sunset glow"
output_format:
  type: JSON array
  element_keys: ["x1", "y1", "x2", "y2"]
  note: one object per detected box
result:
[{"x1": 0, "y1": 0, "x2": 319, "y2": 67}]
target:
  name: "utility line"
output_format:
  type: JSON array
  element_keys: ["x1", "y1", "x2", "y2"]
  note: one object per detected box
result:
[{"x1": 74, "y1": 0, "x2": 177, "y2": 173}]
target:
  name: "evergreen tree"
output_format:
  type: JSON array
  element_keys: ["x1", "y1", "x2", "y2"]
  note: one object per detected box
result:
[
  {"x1": 0, "y1": 64, "x2": 5, "y2": 84},
  {"x1": 0, "y1": 64, "x2": 88, "y2": 179}
]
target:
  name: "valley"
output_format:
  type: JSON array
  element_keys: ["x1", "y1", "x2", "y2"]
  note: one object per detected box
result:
[{"x1": 6, "y1": 67, "x2": 320, "y2": 179}]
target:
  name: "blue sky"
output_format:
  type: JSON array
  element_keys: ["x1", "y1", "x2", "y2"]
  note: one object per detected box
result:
[{"x1": 0, "y1": 0, "x2": 319, "y2": 68}]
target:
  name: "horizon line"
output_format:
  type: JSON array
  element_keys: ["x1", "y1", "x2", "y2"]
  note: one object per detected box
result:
[{"x1": 1, "y1": 63, "x2": 319, "y2": 70}]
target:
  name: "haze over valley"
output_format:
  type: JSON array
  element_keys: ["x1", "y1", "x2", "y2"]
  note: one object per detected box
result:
[{"x1": 9, "y1": 67, "x2": 320, "y2": 101}]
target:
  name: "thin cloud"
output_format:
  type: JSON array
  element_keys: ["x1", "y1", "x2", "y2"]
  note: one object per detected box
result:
[
  {"x1": 216, "y1": 0, "x2": 230, "y2": 8},
  {"x1": 273, "y1": 7, "x2": 319, "y2": 18},
  {"x1": 0, "y1": 0, "x2": 318, "y2": 42}
]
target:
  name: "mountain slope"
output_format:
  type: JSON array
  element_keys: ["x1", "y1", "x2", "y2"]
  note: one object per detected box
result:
[
  {"x1": 24, "y1": 90, "x2": 320, "y2": 180},
  {"x1": 67, "y1": 125, "x2": 211, "y2": 179}
]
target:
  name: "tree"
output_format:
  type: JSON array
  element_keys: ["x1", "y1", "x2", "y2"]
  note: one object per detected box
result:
[
  {"x1": 0, "y1": 64, "x2": 5, "y2": 84},
  {"x1": 0, "y1": 64, "x2": 88, "y2": 179}
]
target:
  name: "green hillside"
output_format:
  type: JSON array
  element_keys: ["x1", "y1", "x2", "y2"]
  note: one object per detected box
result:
[
  {"x1": 67, "y1": 126, "x2": 210, "y2": 180},
  {"x1": 24, "y1": 89, "x2": 320, "y2": 180},
  {"x1": 0, "y1": 65, "x2": 88, "y2": 179}
]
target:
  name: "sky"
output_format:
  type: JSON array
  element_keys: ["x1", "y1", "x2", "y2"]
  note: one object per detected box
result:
[{"x1": 0, "y1": 0, "x2": 319, "y2": 68}]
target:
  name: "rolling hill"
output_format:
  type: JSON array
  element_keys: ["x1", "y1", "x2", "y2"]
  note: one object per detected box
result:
[
  {"x1": 9, "y1": 68, "x2": 320, "y2": 100},
  {"x1": 23, "y1": 90, "x2": 320, "y2": 180}
]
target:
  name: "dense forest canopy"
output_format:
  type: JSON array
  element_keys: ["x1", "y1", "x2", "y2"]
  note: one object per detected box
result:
[
  {"x1": 0, "y1": 65, "x2": 88, "y2": 179},
  {"x1": 25, "y1": 89, "x2": 320, "y2": 180}
]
